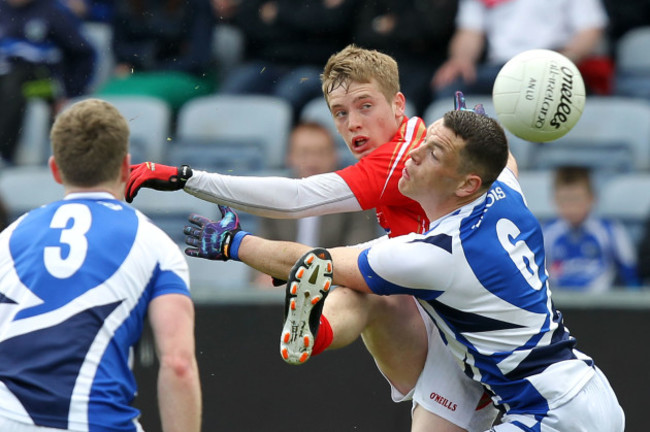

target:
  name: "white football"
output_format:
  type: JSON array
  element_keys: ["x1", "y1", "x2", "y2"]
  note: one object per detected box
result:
[{"x1": 492, "y1": 49, "x2": 586, "y2": 142}]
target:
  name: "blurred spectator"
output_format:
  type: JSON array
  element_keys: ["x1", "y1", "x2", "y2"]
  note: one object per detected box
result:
[
  {"x1": 253, "y1": 121, "x2": 378, "y2": 287},
  {"x1": 219, "y1": 0, "x2": 358, "y2": 119},
  {"x1": 0, "y1": 0, "x2": 95, "y2": 165},
  {"x1": 543, "y1": 166, "x2": 640, "y2": 292},
  {"x1": 211, "y1": 0, "x2": 239, "y2": 22},
  {"x1": 431, "y1": 0, "x2": 609, "y2": 100},
  {"x1": 64, "y1": 0, "x2": 115, "y2": 22},
  {"x1": 353, "y1": 0, "x2": 457, "y2": 116},
  {"x1": 638, "y1": 218, "x2": 650, "y2": 285},
  {"x1": 602, "y1": 0, "x2": 650, "y2": 46},
  {"x1": 98, "y1": 0, "x2": 216, "y2": 111}
]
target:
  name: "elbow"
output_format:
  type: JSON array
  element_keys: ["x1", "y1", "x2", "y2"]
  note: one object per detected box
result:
[{"x1": 159, "y1": 351, "x2": 198, "y2": 379}]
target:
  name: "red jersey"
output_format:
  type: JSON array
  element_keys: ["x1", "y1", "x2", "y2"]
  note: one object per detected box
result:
[{"x1": 337, "y1": 117, "x2": 430, "y2": 238}]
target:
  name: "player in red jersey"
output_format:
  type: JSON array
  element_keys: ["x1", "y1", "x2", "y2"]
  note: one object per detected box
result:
[
  {"x1": 335, "y1": 116, "x2": 430, "y2": 237},
  {"x1": 126, "y1": 45, "x2": 497, "y2": 431}
]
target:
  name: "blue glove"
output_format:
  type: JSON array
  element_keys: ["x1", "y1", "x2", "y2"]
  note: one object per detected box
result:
[
  {"x1": 183, "y1": 205, "x2": 249, "y2": 261},
  {"x1": 454, "y1": 91, "x2": 487, "y2": 116}
]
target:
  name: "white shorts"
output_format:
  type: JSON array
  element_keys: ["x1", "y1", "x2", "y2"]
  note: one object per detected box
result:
[
  {"x1": 492, "y1": 366, "x2": 625, "y2": 432},
  {"x1": 382, "y1": 299, "x2": 499, "y2": 431}
]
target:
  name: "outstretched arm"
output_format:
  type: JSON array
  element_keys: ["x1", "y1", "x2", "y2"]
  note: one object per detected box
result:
[
  {"x1": 432, "y1": 29, "x2": 484, "y2": 89},
  {"x1": 185, "y1": 170, "x2": 362, "y2": 218},
  {"x1": 237, "y1": 235, "x2": 372, "y2": 294},
  {"x1": 126, "y1": 162, "x2": 362, "y2": 218},
  {"x1": 181, "y1": 207, "x2": 371, "y2": 292}
]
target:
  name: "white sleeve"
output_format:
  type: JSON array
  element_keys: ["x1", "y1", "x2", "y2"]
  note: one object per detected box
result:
[
  {"x1": 183, "y1": 170, "x2": 363, "y2": 219},
  {"x1": 610, "y1": 221, "x2": 638, "y2": 266},
  {"x1": 498, "y1": 167, "x2": 521, "y2": 194},
  {"x1": 457, "y1": 0, "x2": 486, "y2": 31},
  {"x1": 568, "y1": 0, "x2": 608, "y2": 31}
]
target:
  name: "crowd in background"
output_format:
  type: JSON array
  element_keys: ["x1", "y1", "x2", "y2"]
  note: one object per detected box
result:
[{"x1": 1, "y1": 0, "x2": 650, "y2": 292}]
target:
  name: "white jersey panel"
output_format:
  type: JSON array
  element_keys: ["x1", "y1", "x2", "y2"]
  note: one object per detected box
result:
[
  {"x1": 0, "y1": 193, "x2": 190, "y2": 432},
  {"x1": 358, "y1": 169, "x2": 594, "y2": 416},
  {"x1": 186, "y1": 170, "x2": 362, "y2": 218}
]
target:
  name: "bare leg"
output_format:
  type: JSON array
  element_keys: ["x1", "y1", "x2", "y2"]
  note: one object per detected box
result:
[
  {"x1": 281, "y1": 252, "x2": 474, "y2": 431},
  {"x1": 323, "y1": 287, "x2": 427, "y2": 395},
  {"x1": 412, "y1": 404, "x2": 467, "y2": 432}
]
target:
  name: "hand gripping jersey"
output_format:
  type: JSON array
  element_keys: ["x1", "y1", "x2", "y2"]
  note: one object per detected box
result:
[
  {"x1": 0, "y1": 192, "x2": 190, "y2": 431},
  {"x1": 358, "y1": 169, "x2": 595, "y2": 415},
  {"x1": 337, "y1": 116, "x2": 430, "y2": 237}
]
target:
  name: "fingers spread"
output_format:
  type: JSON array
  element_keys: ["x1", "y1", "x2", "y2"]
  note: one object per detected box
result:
[
  {"x1": 183, "y1": 225, "x2": 201, "y2": 237},
  {"x1": 188, "y1": 213, "x2": 211, "y2": 227},
  {"x1": 184, "y1": 236, "x2": 199, "y2": 247}
]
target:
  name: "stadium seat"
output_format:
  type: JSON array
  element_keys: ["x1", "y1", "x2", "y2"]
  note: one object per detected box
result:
[
  {"x1": 614, "y1": 26, "x2": 650, "y2": 99},
  {"x1": 165, "y1": 138, "x2": 265, "y2": 173},
  {"x1": 129, "y1": 188, "x2": 223, "y2": 244},
  {"x1": 81, "y1": 22, "x2": 116, "y2": 93},
  {"x1": 516, "y1": 170, "x2": 556, "y2": 223},
  {"x1": 423, "y1": 96, "x2": 536, "y2": 170},
  {"x1": 105, "y1": 95, "x2": 171, "y2": 163},
  {"x1": 173, "y1": 95, "x2": 293, "y2": 171},
  {"x1": 528, "y1": 96, "x2": 650, "y2": 172},
  {"x1": 0, "y1": 166, "x2": 63, "y2": 222},
  {"x1": 65, "y1": 95, "x2": 172, "y2": 164},
  {"x1": 596, "y1": 173, "x2": 650, "y2": 244},
  {"x1": 15, "y1": 99, "x2": 52, "y2": 166},
  {"x1": 130, "y1": 188, "x2": 260, "y2": 246}
]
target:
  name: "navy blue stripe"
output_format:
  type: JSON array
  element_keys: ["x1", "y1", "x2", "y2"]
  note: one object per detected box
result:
[
  {"x1": 505, "y1": 309, "x2": 580, "y2": 380},
  {"x1": 409, "y1": 233, "x2": 453, "y2": 254},
  {"x1": 0, "y1": 293, "x2": 16, "y2": 304},
  {"x1": 0, "y1": 301, "x2": 121, "y2": 428},
  {"x1": 432, "y1": 299, "x2": 525, "y2": 333}
]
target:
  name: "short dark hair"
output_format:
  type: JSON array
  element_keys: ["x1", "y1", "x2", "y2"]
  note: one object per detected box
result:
[
  {"x1": 443, "y1": 110, "x2": 509, "y2": 189},
  {"x1": 553, "y1": 166, "x2": 593, "y2": 194},
  {"x1": 288, "y1": 121, "x2": 336, "y2": 152}
]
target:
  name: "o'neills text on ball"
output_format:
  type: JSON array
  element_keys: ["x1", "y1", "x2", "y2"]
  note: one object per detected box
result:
[{"x1": 535, "y1": 61, "x2": 575, "y2": 130}]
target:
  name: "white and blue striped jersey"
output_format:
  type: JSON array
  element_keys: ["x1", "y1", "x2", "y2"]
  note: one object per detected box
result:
[
  {"x1": 0, "y1": 192, "x2": 190, "y2": 431},
  {"x1": 358, "y1": 169, "x2": 595, "y2": 416}
]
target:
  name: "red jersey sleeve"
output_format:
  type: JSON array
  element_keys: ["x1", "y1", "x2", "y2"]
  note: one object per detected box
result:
[{"x1": 337, "y1": 117, "x2": 430, "y2": 237}]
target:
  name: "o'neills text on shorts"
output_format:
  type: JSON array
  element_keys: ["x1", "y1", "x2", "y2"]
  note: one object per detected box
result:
[{"x1": 429, "y1": 392, "x2": 457, "y2": 411}]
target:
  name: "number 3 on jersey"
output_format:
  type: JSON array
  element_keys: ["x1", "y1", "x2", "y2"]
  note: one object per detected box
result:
[
  {"x1": 496, "y1": 218, "x2": 544, "y2": 290},
  {"x1": 44, "y1": 204, "x2": 91, "y2": 279}
]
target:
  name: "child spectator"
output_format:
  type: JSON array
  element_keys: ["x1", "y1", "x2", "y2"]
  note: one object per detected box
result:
[{"x1": 543, "y1": 166, "x2": 640, "y2": 292}]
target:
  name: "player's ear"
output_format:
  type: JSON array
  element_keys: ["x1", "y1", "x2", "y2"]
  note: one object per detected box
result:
[
  {"x1": 393, "y1": 92, "x2": 406, "y2": 117},
  {"x1": 120, "y1": 153, "x2": 131, "y2": 183},
  {"x1": 49, "y1": 156, "x2": 63, "y2": 185},
  {"x1": 456, "y1": 174, "x2": 482, "y2": 198}
]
